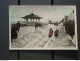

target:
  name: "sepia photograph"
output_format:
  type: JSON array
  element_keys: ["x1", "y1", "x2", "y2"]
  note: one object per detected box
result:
[{"x1": 9, "y1": 5, "x2": 78, "y2": 50}]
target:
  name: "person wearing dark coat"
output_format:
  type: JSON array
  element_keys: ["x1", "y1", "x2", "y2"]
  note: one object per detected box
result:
[
  {"x1": 16, "y1": 21, "x2": 20, "y2": 32},
  {"x1": 54, "y1": 29, "x2": 59, "y2": 37},
  {"x1": 11, "y1": 24, "x2": 18, "y2": 42},
  {"x1": 35, "y1": 22, "x2": 38, "y2": 30},
  {"x1": 48, "y1": 28, "x2": 53, "y2": 37}
]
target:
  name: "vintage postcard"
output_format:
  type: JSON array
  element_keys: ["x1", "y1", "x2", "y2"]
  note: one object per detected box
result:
[{"x1": 9, "y1": 5, "x2": 78, "y2": 50}]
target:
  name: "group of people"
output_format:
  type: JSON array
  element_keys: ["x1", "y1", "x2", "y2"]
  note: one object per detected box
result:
[
  {"x1": 48, "y1": 28, "x2": 59, "y2": 38},
  {"x1": 11, "y1": 21, "x2": 20, "y2": 42},
  {"x1": 11, "y1": 21, "x2": 59, "y2": 42}
]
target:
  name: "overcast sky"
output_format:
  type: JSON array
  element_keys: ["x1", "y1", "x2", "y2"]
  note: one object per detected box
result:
[{"x1": 9, "y1": 5, "x2": 75, "y2": 23}]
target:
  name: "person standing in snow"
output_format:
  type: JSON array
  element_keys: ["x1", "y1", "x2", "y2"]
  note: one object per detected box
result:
[
  {"x1": 16, "y1": 21, "x2": 21, "y2": 32},
  {"x1": 54, "y1": 28, "x2": 59, "y2": 37},
  {"x1": 35, "y1": 22, "x2": 38, "y2": 30},
  {"x1": 11, "y1": 24, "x2": 18, "y2": 42},
  {"x1": 48, "y1": 28, "x2": 53, "y2": 37}
]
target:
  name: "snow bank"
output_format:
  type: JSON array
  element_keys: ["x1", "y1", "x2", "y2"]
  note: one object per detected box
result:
[{"x1": 11, "y1": 23, "x2": 76, "y2": 49}]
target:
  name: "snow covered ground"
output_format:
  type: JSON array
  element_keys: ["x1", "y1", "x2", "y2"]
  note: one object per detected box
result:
[{"x1": 11, "y1": 23, "x2": 77, "y2": 49}]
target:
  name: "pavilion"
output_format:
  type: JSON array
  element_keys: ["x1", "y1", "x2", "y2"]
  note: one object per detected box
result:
[{"x1": 21, "y1": 13, "x2": 42, "y2": 26}]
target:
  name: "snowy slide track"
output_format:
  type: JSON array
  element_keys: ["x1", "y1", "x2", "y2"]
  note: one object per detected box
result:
[
  {"x1": 24, "y1": 36, "x2": 44, "y2": 48},
  {"x1": 33, "y1": 36, "x2": 49, "y2": 48},
  {"x1": 43, "y1": 35, "x2": 55, "y2": 48}
]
